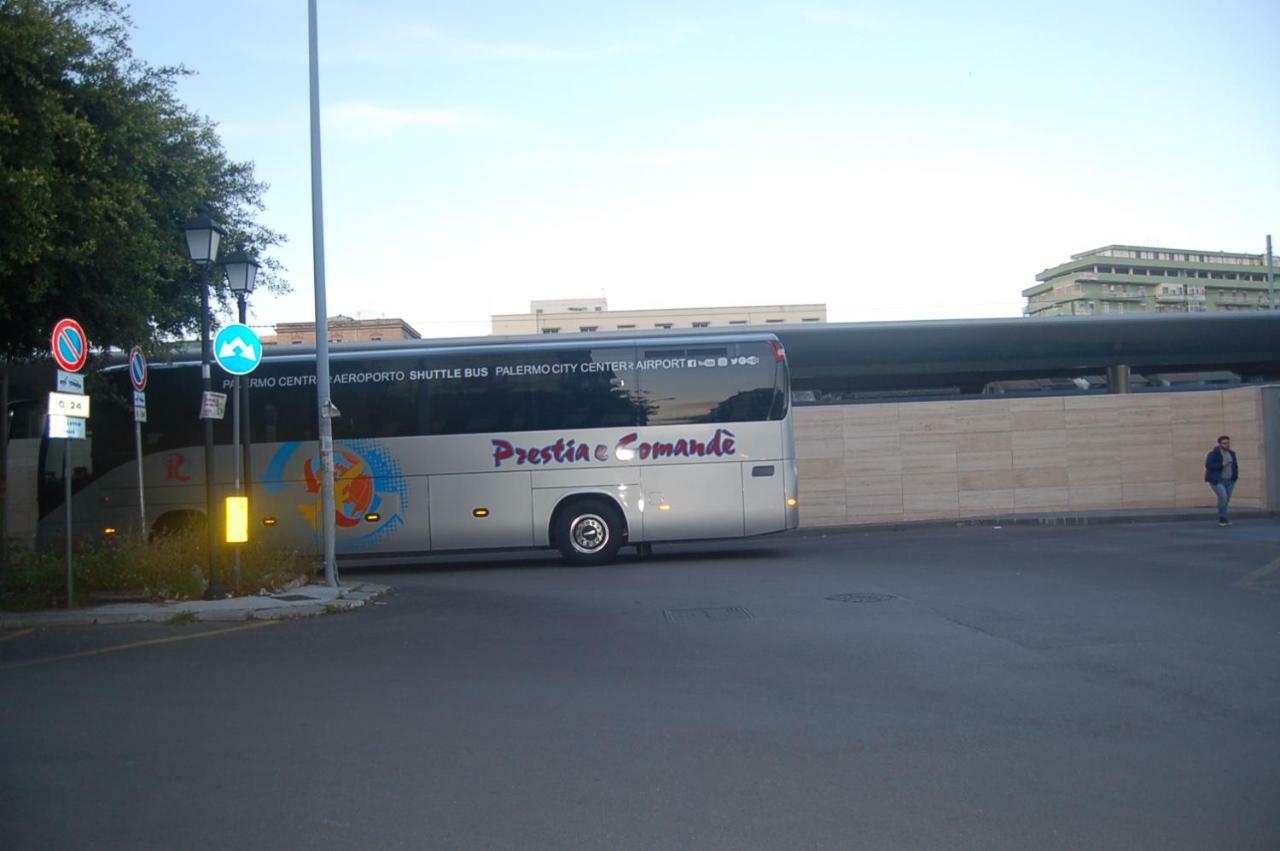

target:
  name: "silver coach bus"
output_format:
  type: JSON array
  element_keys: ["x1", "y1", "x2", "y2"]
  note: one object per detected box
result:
[{"x1": 34, "y1": 331, "x2": 798, "y2": 565}]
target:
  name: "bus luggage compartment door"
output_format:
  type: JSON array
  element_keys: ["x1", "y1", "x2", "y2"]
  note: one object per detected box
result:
[
  {"x1": 640, "y1": 462, "x2": 744, "y2": 541},
  {"x1": 742, "y1": 461, "x2": 786, "y2": 535},
  {"x1": 429, "y1": 471, "x2": 534, "y2": 550}
]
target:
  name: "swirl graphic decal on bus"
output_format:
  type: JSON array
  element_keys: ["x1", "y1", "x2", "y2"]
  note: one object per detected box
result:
[
  {"x1": 491, "y1": 429, "x2": 736, "y2": 468},
  {"x1": 263, "y1": 439, "x2": 408, "y2": 549}
]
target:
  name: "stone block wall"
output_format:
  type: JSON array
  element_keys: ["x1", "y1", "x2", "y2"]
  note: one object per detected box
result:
[{"x1": 795, "y1": 387, "x2": 1269, "y2": 527}]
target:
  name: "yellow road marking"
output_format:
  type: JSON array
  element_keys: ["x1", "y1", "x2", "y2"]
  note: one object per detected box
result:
[
  {"x1": 0, "y1": 621, "x2": 278, "y2": 672},
  {"x1": 0, "y1": 627, "x2": 36, "y2": 643},
  {"x1": 1235, "y1": 556, "x2": 1280, "y2": 594}
]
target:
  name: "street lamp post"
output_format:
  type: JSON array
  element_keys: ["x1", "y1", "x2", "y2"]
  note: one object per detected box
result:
[
  {"x1": 182, "y1": 212, "x2": 226, "y2": 599},
  {"x1": 223, "y1": 246, "x2": 259, "y2": 590}
]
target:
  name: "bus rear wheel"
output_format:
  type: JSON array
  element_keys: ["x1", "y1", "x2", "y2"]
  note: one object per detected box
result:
[{"x1": 554, "y1": 498, "x2": 624, "y2": 566}]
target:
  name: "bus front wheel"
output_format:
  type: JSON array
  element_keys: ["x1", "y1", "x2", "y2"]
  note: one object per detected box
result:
[{"x1": 554, "y1": 498, "x2": 624, "y2": 566}]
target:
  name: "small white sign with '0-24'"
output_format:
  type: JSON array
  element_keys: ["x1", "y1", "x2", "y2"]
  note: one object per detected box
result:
[{"x1": 48, "y1": 391, "x2": 90, "y2": 418}]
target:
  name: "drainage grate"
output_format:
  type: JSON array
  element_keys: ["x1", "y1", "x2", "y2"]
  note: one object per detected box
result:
[
  {"x1": 273, "y1": 594, "x2": 317, "y2": 602},
  {"x1": 663, "y1": 606, "x2": 753, "y2": 624},
  {"x1": 826, "y1": 592, "x2": 894, "y2": 604}
]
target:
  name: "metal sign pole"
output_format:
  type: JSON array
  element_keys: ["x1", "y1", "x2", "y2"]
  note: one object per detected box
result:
[
  {"x1": 134, "y1": 418, "x2": 146, "y2": 541},
  {"x1": 50, "y1": 316, "x2": 88, "y2": 608},
  {"x1": 233, "y1": 373, "x2": 242, "y2": 590},
  {"x1": 1267, "y1": 234, "x2": 1274, "y2": 311},
  {"x1": 238, "y1": 294, "x2": 252, "y2": 499},
  {"x1": 64, "y1": 440, "x2": 73, "y2": 608},
  {"x1": 128, "y1": 346, "x2": 148, "y2": 541}
]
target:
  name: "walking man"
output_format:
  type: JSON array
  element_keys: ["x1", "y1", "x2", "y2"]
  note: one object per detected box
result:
[{"x1": 1204, "y1": 435, "x2": 1240, "y2": 526}]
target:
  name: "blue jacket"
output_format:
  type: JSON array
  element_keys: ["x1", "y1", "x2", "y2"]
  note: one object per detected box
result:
[{"x1": 1204, "y1": 448, "x2": 1240, "y2": 484}]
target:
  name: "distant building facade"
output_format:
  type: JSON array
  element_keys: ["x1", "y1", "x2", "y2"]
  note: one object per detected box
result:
[
  {"x1": 491, "y1": 299, "x2": 827, "y2": 335},
  {"x1": 1024, "y1": 245, "x2": 1277, "y2": 317},
  {"x1": 262, "y1": 315, "x2": 421, "y2": 346}
]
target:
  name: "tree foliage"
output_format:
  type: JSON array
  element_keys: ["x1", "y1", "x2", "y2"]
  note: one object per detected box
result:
[{"x1": 0, "y1": 0, "x2": 285, "y2": 359}]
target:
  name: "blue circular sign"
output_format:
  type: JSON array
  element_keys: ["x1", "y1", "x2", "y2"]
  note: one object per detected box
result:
[
  {"x1": 213, "y1": 323, "x2": 263, "y2": 376},
  {"x1": 128, "y1": 346, "x2": 148, "y2": 391}
]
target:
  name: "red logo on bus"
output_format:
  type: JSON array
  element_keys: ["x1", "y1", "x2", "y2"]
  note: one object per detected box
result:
[{"x1": 164, "y1": 452, "x2": 192, "y2": 482}]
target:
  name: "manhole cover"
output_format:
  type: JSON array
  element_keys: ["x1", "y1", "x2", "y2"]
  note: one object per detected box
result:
[
  {"x1": 826, "y1": 592, "x2": 894, "y2": 603},
  {"x1": 273, "y1": 594, "x2": 317, "y2": 602},
  {"x1": 663, "y1": 606, "x2": 753, "y2": 624}
]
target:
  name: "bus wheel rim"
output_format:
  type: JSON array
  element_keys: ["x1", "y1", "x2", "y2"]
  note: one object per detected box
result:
[{"x1": 570, "y1": 514, "x2": 608, "y2": 553}]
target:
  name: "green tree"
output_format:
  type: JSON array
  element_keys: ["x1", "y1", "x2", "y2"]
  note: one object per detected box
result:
[
  {"x1": 0, "y1": 0, "x2": 286, "y2": 570},
  {"x1": 0, "y1": 0, "x2": 286, "y2": 358}
]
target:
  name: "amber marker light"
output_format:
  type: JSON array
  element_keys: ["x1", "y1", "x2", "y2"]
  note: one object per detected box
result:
[
  {"x1": 103, "y1": 527, "x2": 117, "y2": 536},
  {"x1": 262, "y1": 517, "x2": 278, "y2": 527},
  {"x1": 787, "y1": 498, "x2": 798, "y2": 507},
  {"x1": 473, "y1": 508, "x2": 490, "y2": 518},
  {"x1": 225, "y1": 496, "x2": 249, "y2": 544},
  {"x1": 364, "y1": 513, "x2": 381, "y2": 523},
  {"x1": 658, "y1": 504, "x2": 671, "y2": 511}
]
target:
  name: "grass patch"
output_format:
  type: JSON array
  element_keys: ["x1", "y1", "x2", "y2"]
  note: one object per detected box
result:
[
  {"x1": 1, "y1": 530, "x2": 312, "y2": 611},
  {"x1": 166, "y1": 611, "x2": 199, "y2": 625}
]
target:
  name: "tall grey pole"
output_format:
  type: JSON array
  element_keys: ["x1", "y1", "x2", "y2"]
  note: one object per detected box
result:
[
  {"x1": 64, "y1": 442, "x2": 73, "y2": 608},
  {"x1": 232, "y1": 371, "x2": 242, "y2": 590},
  {"x1": 200, "y1": 263, "x2": 222, "y2": 598},
  {"x1": 309, "y1": 0, "x2": 338, "y2": 587},
  {"x1": 134, "y1": 417, "x2": 145, "y2": 541},
  {"x1": 233, "y1": 377, "x2": 241, "y2": 492},
  {"x1": 1267, "y1": 235, "x2": 1274, "y2": 311}
]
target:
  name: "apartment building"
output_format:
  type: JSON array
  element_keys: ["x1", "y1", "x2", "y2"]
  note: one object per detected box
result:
[
  {"x1": 491, "y1": 299, "x2": 827, "y2": 335},
  {"x1": 263, "y1": 315, "x2": 421, "y2": 345},
  {"x1": 1024, "y1": 245, "x2": 1277, "y2": 317}
]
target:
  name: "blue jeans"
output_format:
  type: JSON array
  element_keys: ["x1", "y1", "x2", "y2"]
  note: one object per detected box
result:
[{"x1": 1210, "y1": 479, "x2": 1236, "y2": 520}]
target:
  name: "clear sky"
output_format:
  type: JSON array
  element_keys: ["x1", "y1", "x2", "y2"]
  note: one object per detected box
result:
[{"x1": 122, "y1": 0, "x2": 1280, "y2": 337}]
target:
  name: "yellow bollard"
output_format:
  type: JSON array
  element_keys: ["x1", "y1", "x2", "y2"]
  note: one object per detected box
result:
[{"x1": 225, "y1": 496, "x2": 249, "y2": 544}]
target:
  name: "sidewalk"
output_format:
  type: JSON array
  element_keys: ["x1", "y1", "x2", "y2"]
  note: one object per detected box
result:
[
  {"x1": 0, "y1": 582, "x2": 392, "y2": 628},
  {"x1": 793, "y1": 507, "x2": 1277, "y2": 537}
]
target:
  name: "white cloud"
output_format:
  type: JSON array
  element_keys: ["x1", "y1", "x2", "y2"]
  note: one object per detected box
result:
[
  {"x1": 330, "y1": 21, "x2": 642, "y2": 67},
  {"x1": 324, "y1": 102, "x2": 496, "y2": 136},
  {"x1": 403, "y1": 23, "x2": 640, "y2": 62},
  {"x1": 467, "y1": 37, "x2": 638, "y2": 63},
  {"x1": 799, "y1": 7, "x2": 881, "y2": 28}
]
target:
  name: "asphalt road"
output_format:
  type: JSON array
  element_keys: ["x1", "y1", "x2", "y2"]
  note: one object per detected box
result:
[{"x1": 3, "y1": 520, "x2": 1279, "y2": 850}]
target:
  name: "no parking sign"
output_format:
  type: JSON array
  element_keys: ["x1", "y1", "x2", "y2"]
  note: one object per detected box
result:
[
  {"x1": 51, "y1": 318, "x2": 88, "y2": 373},
  {"x1": 128, "y1": 346, "x2": 148, "y2": 391}
]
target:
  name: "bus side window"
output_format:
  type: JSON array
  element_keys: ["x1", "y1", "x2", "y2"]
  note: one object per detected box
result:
[
  {"x1": 530, "y1": 347, "x2": 637, "y2": 430},
  {"x1": 249, "y1": 366, "x2": 315, "y2": 443},
  {"x1": 635, "y1": 343, "x2": 779, "y2": 425},
  {"x1": 424, "y1": 356, "x2": 533, "y2": 435},
  {"x1": 261, "y1": 403, "x2": 279, "y2": 444},
  {"x1": 330, "y1": 367, "x2": 419, "y2": 439}
]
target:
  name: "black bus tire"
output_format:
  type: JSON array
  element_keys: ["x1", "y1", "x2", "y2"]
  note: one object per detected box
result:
[{"x1": 554, "y1": 498, "x2": 624, "y2": 566}]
